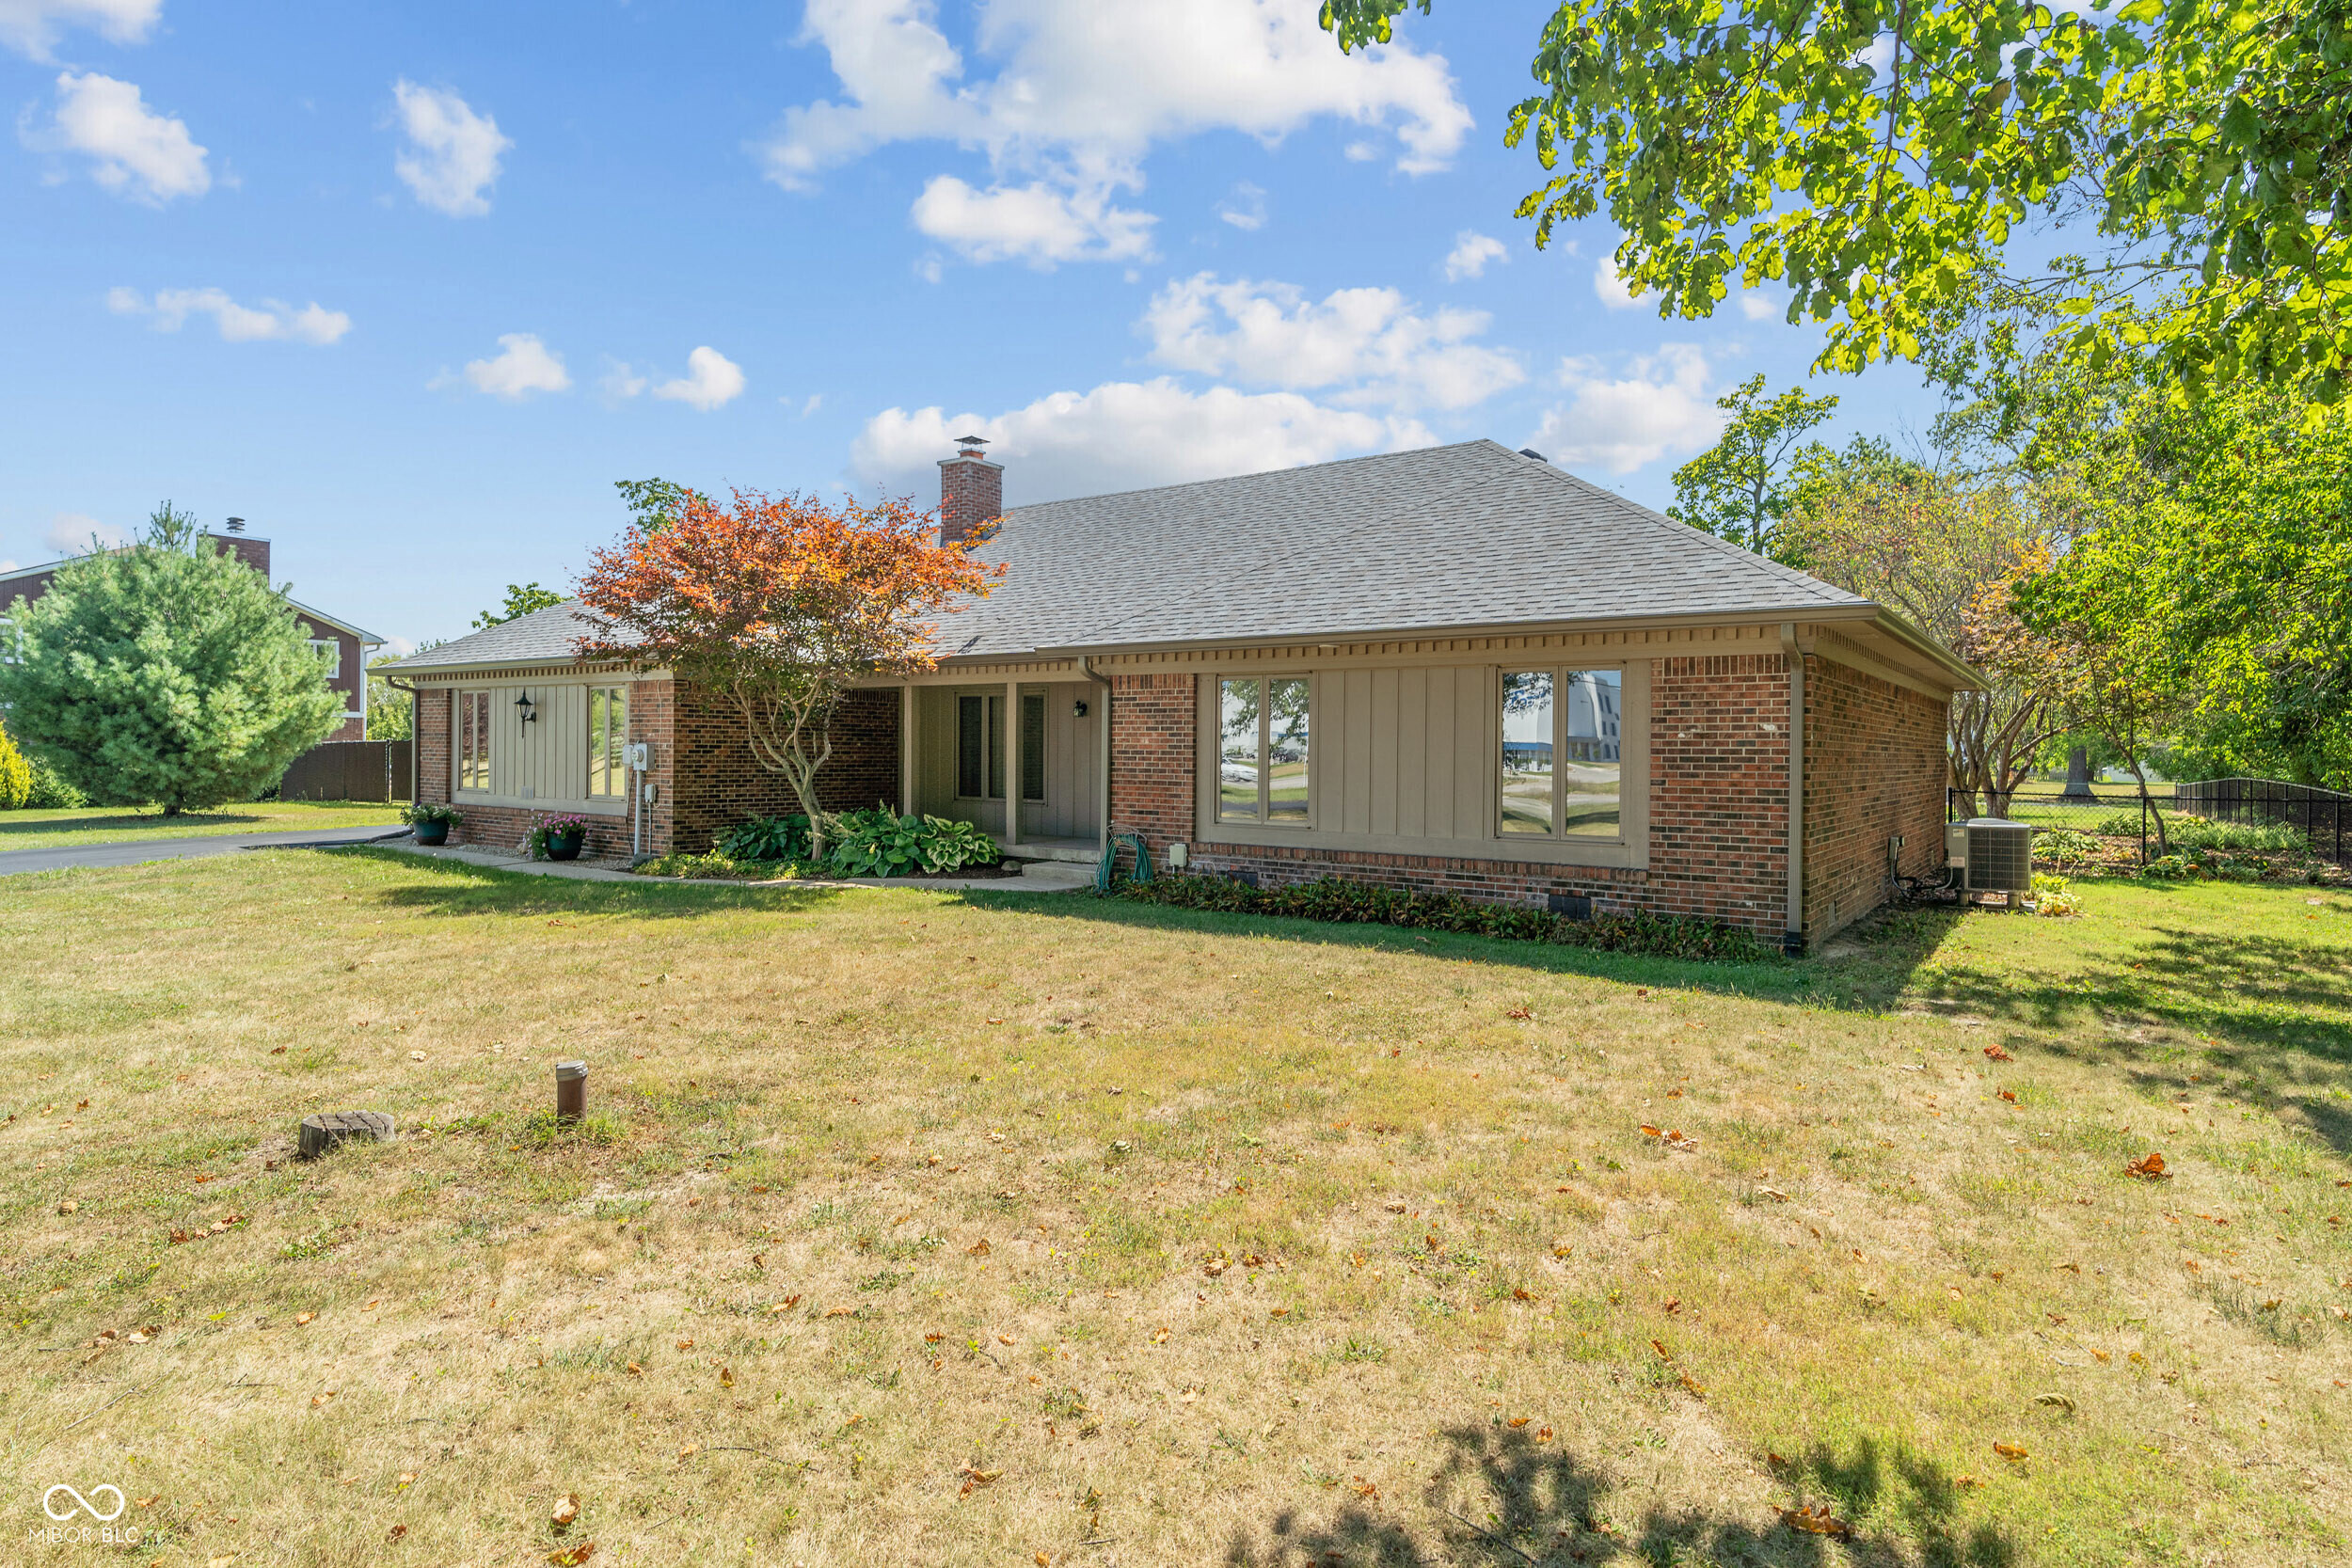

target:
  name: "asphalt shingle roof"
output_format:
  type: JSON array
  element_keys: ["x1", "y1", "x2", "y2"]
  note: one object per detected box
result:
[{"x1": 385, "y1": 439, "x2": 1871, "y2": 673}]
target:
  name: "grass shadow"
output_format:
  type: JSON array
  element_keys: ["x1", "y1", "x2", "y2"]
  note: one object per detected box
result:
[
  {"x1": 960, "y1": 887, "x2": 1818, "y2": 1001},
  {"x1": 1219, "y1": 1425, "x2": 2015, "y2": 1566},
  {"x1": 338, "y1": 846, "x2": 852, "y2": 922}
]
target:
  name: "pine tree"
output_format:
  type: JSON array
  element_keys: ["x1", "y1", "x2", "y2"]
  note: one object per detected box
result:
[{"x1": 0, "y1": 504, "x2": 343, "y2": 813}]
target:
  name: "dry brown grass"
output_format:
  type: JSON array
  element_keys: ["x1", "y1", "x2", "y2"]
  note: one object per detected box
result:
[{"x1": 4, "y1": 849, "x2": 2350, "y2": 1567}]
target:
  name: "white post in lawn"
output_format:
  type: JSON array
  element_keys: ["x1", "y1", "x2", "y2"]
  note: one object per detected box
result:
[
  {"x1": 899, "y1": 683, "x2": 916, "y2": 817},
  {"x1": 1003, "y1": 677, "x2": 1021, "y2": 853}
]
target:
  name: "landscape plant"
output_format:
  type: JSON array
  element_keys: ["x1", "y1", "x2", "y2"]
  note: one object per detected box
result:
[
  {"x1": 818, "y1": 806, "x2": 998, "y2": 878},
  {"x1": 0, "y1": 715, "x2": 30, "y2": 809},
  {"x1": 401, "y1": 801, "x2": 462, "y2": 828},
  {"x1": 716, "y1": 813, "x2": 812, "y2": 863},
  {"x1": 521, "y1": 811, "x2": 590, "y2": 860},
  {"x1": 0, "y1": 503, "x2": 342, "y2": 813},
  {"x1": 574, "y1": 486, "x2": 1001, "y2": 860}
]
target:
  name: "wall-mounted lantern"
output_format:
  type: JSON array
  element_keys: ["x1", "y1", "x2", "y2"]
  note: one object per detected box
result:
[
  {"x1": 1073, "y1": 699, "x2": 1089, "y2": 718},
  {"x1": 516, "y1": 690, "x2": 537, "y2": 728}
]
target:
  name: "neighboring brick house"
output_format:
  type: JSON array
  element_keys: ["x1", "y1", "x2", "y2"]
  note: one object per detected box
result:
[
  {"x1": 385, "y1": 438, "x2": 1976, "y2": 947},
  {"x1": 0, "y1": 523, "x2": 381, "y2": 742}
]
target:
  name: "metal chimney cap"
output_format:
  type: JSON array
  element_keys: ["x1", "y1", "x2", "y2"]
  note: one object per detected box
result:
[
  {"x1": 224, "y1": 516, "x2": 247, "y2": 532},
  {"x1": 953, "y1": 434, "x2": 990, "y2": 451},
  {"x1": 1517, "y1": 449, "x2": 1549, "y2": 463}
]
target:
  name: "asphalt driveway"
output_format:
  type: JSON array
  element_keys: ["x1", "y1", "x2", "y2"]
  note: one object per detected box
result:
[{"x1": 0, "y1": 824, "x2": 411, "y2": 876}]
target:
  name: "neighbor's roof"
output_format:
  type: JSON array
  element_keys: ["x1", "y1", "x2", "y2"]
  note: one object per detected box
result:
[{"x1": 384, "y1": 439, "x2": 1965, "y2": 684}]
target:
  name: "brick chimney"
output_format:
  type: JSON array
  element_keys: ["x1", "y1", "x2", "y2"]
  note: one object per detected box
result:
[
  {"x1": 937, "y1": 435, "x2": 1003, "y2": 547},
  {"x1": 200, "y1": 517, "x2": 271, "y2": 579}
]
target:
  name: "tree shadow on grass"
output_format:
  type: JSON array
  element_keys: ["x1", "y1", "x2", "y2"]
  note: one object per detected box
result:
[
  {"x1": 339, "y1": 846, "x2": 850, "y2": 922},
  {"x1": 0, "y1": 807, "x2": 270, "y2": 841},
  {"x1": 959, "y1": 888, "x2": 1820, "y2": 1003},
  {"x1": 1220, "y1": 1425, "x2": 2014, "y2": 1567}
]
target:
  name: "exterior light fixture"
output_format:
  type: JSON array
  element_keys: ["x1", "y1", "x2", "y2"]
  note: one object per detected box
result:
[
  {"x1": 1073, "y1": 699, "x2": 1089, "y2": 718},
  {"x1": 516, "y1": 691, "x2": 537, "y2": 726}
]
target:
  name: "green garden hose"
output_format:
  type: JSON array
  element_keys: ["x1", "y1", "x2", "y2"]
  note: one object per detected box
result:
[{"x1": 1096, "y1": 832, "x2": 1152, "y2": 892}]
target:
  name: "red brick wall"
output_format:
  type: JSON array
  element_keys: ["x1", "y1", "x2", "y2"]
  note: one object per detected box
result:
[
  {"x1": 1803, "y1": 655, "x2": 1949, "y2": 942},
  {"x1": 1105, "y1": 673, "x2": 1197, "y2": 848},
  {"x1": 665, "y1": 683, "x2": 899, "y2": 854},
  {"x1": 1182, "y1": 654, "x2": 1796, "y2": 937},
  {"x1": 938, "y1": 455, "x2": 1004, "y2": 546}
]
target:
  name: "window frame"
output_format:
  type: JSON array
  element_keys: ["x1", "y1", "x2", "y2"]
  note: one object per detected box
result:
[
  {"x1": 587, "y1": 685, "x2": 628, "y2": 799},
  {"x1": 1495, "y1": 665, "x2": 1626, "y2": 844},
  {"x1": 308, "y1": 637, "x2": 342, "y2": 679},
  {"x1": 454, "y1": 689, "x2": 492, "y2": 794},
  {"x1": 1214, "y1": 674, "x2": 1313, "y2": 828}
]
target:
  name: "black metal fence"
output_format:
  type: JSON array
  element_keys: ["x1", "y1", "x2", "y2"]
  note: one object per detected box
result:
[
  {"x1": 1952, "y1": 787, "x2": 2154, "y2": 865},
  {"x1": 279, "y1": 739, "x2": 413, "y2": 802},
  {"x1": 2174, "y1": 777, "x2": 2350, "y2": 865}
]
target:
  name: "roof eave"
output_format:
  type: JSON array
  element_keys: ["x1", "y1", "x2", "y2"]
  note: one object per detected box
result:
[{"x1": 1005, "y1": 601, "x2": 1892, "y2": 662}]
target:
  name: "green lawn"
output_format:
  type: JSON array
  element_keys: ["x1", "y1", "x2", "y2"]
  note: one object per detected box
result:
[
  {"x1": 2, "y1": 852, "x2": 2346, "y2": 1565},
  {"x1": 0, "y1": 798, "x2": 405, "y2": 850}
]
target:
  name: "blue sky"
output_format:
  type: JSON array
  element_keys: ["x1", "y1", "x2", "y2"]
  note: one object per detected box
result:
[{"x1": 2, "y1": 1, "x2": 1949, "y2": 651}]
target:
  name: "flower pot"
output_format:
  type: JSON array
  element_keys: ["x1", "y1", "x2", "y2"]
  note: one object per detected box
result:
[
  {"x1": 548, "y1": 828, "x2": 586, "y2": 862},
  {"x1": 414, "y1": 821, "x2": 450, "y2": 847}
]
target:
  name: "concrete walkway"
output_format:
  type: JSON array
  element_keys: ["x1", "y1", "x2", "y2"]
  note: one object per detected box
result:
[
  {"x1": 0, "y1": 823, "x2": 411, "y2": 877},
  {"x1": 383, "y1": 839, "x2": 1096, "y2": 893}
]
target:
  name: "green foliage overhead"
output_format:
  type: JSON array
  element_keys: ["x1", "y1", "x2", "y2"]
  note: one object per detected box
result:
[
  {"x1": 470, "y1": 583, "x2": 565, "y2": 630},
  {"x1": 1319, "y1": 0, "x2": 2352, "y2": 403},
  {"x1": 0, "y1": 717, "x2": 31, "y2": 810},
  {"x1": 613, "y1": 477, "x2": 707, "y2": 535},
  {"x1": 0, "y1": 504, "x2": 343, "y2": 813},
  {"x1": 1667, "y1": 374, "x2": 1840, "y2": 556}
]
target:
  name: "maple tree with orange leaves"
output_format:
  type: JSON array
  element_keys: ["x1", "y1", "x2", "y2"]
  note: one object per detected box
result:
[{"x1": 574, "y1": 486, "x2": 1002, "y2": 856}]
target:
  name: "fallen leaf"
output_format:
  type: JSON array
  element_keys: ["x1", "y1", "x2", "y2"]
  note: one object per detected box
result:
[
  {"x1": 961, "y1": 1465, "x2": 1002, "y2": 1485},
  {"x1": 720, "y1": 1366, "x2": 735, "y2": 1388},
  {"x1": 1994, "y1": 1442, "x2": 2028, "y2": 1461},
  {"x1": 968, "y1": 1240, "x2": 992, "y2": 1256},
  {"x1": 547, "y1": 1546, "x2": 596, "y2": 1567},
  {"x1": 625, "y1": 1361, "x2": 643, "y2": 1376},
  {"x1": 1352, "y1": 1476, "x2": 1379, "y2": 1499},
  {"x1": 2125, "y1": 1151, "x2": 2169, "y2": 1180},
  {"x1": 675, "y1": 1338, "x2": 694, "y2": 1351},
  {"x1": 1983, "y1": 1045, "x2": 2014, "y2": 1063},
  {"x1": 1536, "y1": 1426, "x2": 1553, "y2": 1440},
  {"x1": 2036, "y1": 1394, "x2": 2076, "y2": 1414},
  {"x1": 1507, "y1": 1416, "x2": 1530, "y2": 1428},
  {"x1": 1150, "y1": 1326, "x2": 1170, "y2": 1345},
  {"x1": 1780, "y1": 1503, "x2": 1851, "y2": 1539},
  {"x1": 1757, "y1": 1186, "x2": 1790, "y2": 1202},
  {"x1": 389, "y1": 1524, "x2": 407, "y2": 1542},
  {"x1": 1999, "y1": 1089, "x2": 2018, "y2": 1103},
  {"x1": 551, "y1": 1495, "x2": 580, "y2": 1528},
  {"x1": 295, "y1": 1312, "x2": 314, "y2": 1326}
]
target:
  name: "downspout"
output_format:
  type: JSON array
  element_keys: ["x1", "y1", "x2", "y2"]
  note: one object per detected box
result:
[
  {"x1": 383, "y1": 675, "x2": 421, "y2": 819},
  {"x1": 1080, "y1": 656, "x2": 1112, "y2": 857},
  {"x1": 1779, "y1": 624, "x2": 1805, "y2": 955}
]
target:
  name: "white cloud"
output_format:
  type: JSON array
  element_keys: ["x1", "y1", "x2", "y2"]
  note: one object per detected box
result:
[
  {"x1": 1141, "y1": 272, "x2": 1521, "y2": 411},
  {"x1": 1216, "y1": 181, "x2": 1266, "y2": 231},
  {"x1": 852, "y1": 379, "x2": 1431, "y2": 505},
  {"x1": 380, "y1": 635, "x2": 419, "y2": 657},
  {"x1": 43, "y1": 511, "x2": 127, "y2": 552},
  {"x1": 1441, "y1": 230, "x2": 1506, "y2": 282},
  {"x1": 599, "y1": 359, "x2": 649, "y2": 400},
  {"x1": 1740, "y1": 292, "x2": 1784, "y2": 323},
  {"x1": 108, "y1": 285, "x2": 349, "y2": 344},
  {"x1": 1594, "y1": 253, "x2": 1639, "y2": 310},
  {"x1": 652, "y1": 345, "x2": 747, "y2": 411},
  {"x1": 0, "y1": 0, "x2": 160, "y2": 61},
  {"x1": 1527, "y1": 345, "x2": 1724, "y2": 475},
  {"x1": 911, "y1": 175, "x2": 1153, "y2": 266},
  {"x1": 763, "y1": 0, "x2": 1470, "y2": 266},
  {"x1": 391, "y1": 80, "x2": 510, "y2": 217},
  {"x1": 0, "y1": 558, "x2": 15, "y2": 572},
  {"x1": 30, "y1": 71, "x2": 208, "y2": 203},
  {"x1": 459, "y1": 333, "x2": 569, "y2": 400}
]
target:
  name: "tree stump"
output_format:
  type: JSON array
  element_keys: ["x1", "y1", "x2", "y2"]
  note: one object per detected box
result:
[{"x1": 297, "y1": 1110, "x2": 397, "y2": 1160}]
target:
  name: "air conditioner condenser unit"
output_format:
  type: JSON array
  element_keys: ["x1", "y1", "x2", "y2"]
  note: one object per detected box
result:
[{"x1": 1961, "y1": 817, "x2": 2034, "y2": 895}]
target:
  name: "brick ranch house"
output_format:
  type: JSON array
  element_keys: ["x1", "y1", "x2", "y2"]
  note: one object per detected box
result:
[
  {"x1": 2, "y1": 522, "x2": 383, "y2": 742},
  {"x1": 385, "y1": 438, "x2": 1978, "y2": 949}
]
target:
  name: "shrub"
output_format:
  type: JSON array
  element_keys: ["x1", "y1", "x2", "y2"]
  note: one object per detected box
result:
[
  {"x1": 2030, "y1": 873, "x2": 2083, "y2": 916},
  {"x1": 820, "y1": 807, "x2": 999, "y2": 878},
  {"x1": 2093, "y1": 809, "x2": 2145, "y2": 836},
  {"x1": 636, "y1": 851, "x2": 801, "y2": 880},
  {"x1": 2164, "y1": 814, "x2": 2304, "y2": 853},
  {"x1": 0, "y1": 718, "x2": 29, "y2": 809},
  {"x1": 718, "y1": 813, "x2": 811, "y2": 863},
  {"x1": 24, "y1": 755, "x2": 87, "y2": 810},
  {"x1": 2035, "y1": 827, "x2": 2101, "y2": 870},
  {"x1": 1111, "y1": 873, "x2": 1779, "y2": 963}
]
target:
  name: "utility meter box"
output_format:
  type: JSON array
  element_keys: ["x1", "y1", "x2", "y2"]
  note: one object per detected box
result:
[{"x1": 1945, "y1": 822, "x2": 1969, "y2": 869}]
